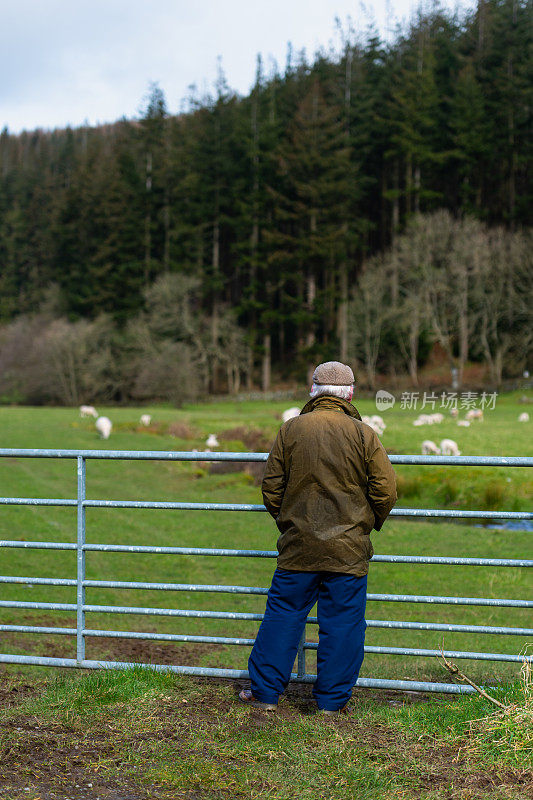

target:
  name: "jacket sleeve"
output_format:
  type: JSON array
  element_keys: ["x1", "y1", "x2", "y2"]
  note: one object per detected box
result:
[
  {"x1": 365, "y1": 429, "x2": 397, "y2": 531},
  {"x1": 261, "y1": 428, "x2": 286, "y2": 518}
]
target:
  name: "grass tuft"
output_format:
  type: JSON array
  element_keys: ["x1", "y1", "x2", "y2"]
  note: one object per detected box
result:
[
  {"x1": 26, "y1": 666, "x2": 181, "y2": 716},
  {"x1": 464, "y1": 651, "x2": 533, "y2": 766},
  {"x1": 482, "y1": 480, "x2": 507, "y2": 510}
]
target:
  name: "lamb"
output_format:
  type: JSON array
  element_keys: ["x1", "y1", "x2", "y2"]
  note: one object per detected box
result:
[
  {"x1": 421, "y1": 440, "x2": 440, "y2": 455},
  {"x1": 140, "y1": 414, "x2": 152, "y2": 426},
  {"x1": 457, "y1": 420, "x2": 470, "y2": 427},
  {"x1": 206, "y1": 434, "x2": 219, "y2": 448},
  {"x1": 430, "y1": 413, "x2": 444, "y2": 424},
  {"x1": 80, "y1": 405, "x2": 98, "y2": 418},
  {"x1": 440, "y1": 438, "x2": 461, "y2": 456},
  {"x1": 370, "y1": 416, "x2": 386, "y2": 435},
  {"x1": 466, "y1": 409, "x2": 483, "y2": 421},
  {"x1": 282, "y1": 407, "x2": 300, "y2": 423},
  {"x1": 450, "y1": 408, "x2": 459, "y2": 418},
  {"x1": 518, "y1": 412, "x2": 530, "y2": 423},
  {"x1": 413, "y1": 414, "x2": 434, "y2": 426},
  {"x1": 95, "y1": 416, "x2": 112, "y2": 440},
  {"x1": 361, "y1": 417, "x2": 384, "y2": 436}
]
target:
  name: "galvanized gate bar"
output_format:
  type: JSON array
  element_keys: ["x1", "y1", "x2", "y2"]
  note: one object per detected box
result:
[
  {"x1": 76, "y1": 456, "x2": 86, "y2": 664},
  {"x1": 2, "y1": 575, "x2": 531, "y2": 607},
  {"x1": 1, "y1": 542, "x2": 531, "y2": 567},
  {"x1": 0, "y1": 653, "x2": 478, "y2": 695},
  {"x1": 0, "y1": 498, "x2": 77, "y2": 506},
  {"x1": 0, "y1": 541, "x2": 78, "y2": 550},
  {"x1": 1, "y1": 448, "x2": 531, "y2": 467},
  {"x1": 1, "y1": 496, "x2": 530, "y2": 519},
  {"x1": 1, "y1": 597, "x2": 531, "y2": 634},
  {"x1": 1, "y1": 624, "x2": 531, "y2": 664}
]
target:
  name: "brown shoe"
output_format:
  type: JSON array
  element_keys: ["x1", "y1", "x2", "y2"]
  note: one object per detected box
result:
[
  {"x1": 317, "y1": 705, "x2": 348, "y2": 715},
  {"x1": 239, "y1": 688, "x2": 277, "y2": 711}
]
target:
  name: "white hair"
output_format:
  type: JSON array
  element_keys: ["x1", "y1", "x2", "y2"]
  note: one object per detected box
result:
[{"x1": 310, "y1": 383, "x2": 353, "y2": 401}]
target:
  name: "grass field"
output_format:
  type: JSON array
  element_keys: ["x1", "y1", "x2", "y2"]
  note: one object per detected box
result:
[
  {"x1": 0, "y1": 392, "x2": 532, "y2": 685},
  {"x1": 0, "y1": 393, "x2": 532, "y2": 798}
]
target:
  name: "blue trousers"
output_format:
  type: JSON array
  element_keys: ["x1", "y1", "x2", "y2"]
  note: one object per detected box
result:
[{"x1": 248, "y1": 568, "x2": 367, "y2": 711}]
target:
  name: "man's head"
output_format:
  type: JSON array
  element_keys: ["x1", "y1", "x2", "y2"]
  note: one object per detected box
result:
[{"x1": 310, "y1": 361, "x2": 355, "y2": 401}]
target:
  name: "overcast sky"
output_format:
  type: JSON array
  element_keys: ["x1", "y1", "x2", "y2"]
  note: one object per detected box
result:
[{"x1": 2, "y1": 0, "x2": 474, "y2": 134}]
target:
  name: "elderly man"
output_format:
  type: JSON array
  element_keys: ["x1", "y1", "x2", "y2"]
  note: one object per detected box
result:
[{"x1": 239, "y1": 361, "x2": 397, "y2": 713}]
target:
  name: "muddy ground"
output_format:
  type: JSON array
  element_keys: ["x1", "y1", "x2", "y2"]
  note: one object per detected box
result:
[{"x1": 1, "y1": 636, "x2": 532, "y2": 800}]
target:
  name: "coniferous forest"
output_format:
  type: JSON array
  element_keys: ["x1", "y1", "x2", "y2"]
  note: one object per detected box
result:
[{"x1": 0, "y1": 0, "x2": 531, "y2": 403}]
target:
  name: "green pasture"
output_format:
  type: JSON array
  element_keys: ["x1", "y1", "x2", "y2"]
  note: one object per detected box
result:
[{"x1": 0, "y1": 393, "x2": 531, "y2": 686}]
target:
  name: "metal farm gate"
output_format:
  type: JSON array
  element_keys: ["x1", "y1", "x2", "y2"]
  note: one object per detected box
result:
[{"x1": 1, "y1": 448, "x2": 532, "y2": 694}]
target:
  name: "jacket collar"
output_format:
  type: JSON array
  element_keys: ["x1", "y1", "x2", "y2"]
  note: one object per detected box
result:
[{"x1": 300, "y1": 395, "x2": 362, "y2": 420}]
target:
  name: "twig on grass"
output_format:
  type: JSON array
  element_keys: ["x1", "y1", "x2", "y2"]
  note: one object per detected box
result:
[{"x1": 437, "y1": 645, "x2": 508, "y2": 710}]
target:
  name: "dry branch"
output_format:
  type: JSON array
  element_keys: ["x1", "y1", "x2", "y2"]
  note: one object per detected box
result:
[{"x1": 437, "y1": 646, "x2": 508, "y2": 710}]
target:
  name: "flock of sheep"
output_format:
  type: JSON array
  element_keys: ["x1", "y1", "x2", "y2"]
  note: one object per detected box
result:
[
  {"x1": 79, "y1": 405, "x2": 220, "y2": 449},
  {"x1": 281, "y1": 404, "x2": 529, "y2": 457},
  {"x1": 79, "y1": 405, "x2": 152, "y2": 439},
  {"x1": 80, "y1": 402, "x2": 529, "y2": 454}
]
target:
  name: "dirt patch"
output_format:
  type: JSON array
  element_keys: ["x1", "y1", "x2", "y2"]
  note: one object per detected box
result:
[
  {"x1": 207, "y1": 459, "x2": 266, "y2": 485},
  {"x1": 86, "y1": 636, "x2": 225, "y2": 667},
  {"x1": 0, "y1": 682, "x2": 40, "y2": 709},
  {"x1": 0, "y1": 628, "x2": 227, "y2": 670},
  {"x1": 0, "y1": 718, "x2": 154, "y2": 799},
  {"x1": 166, "y1": 422, "x2": 196, "y2": 440},
  {"x1": 217, "y1": 426, "x2": 272, "y2": 452},
  {"x1": 0, "y1": 678, "x2": 531, "y2": 800}
]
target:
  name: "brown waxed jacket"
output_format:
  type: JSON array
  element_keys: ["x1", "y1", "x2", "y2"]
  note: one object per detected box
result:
[{"x1": 261, "y1": 395, "x2": 397, "y2": 576}]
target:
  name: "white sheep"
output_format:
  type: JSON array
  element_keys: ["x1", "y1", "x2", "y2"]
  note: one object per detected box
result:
[
  {"x1": 95, "y1": 416, "x2": 112, "y2": 440},
  {"x1": 518, "y1": 412, "x2": 530, "y2": 423},
  {"x1": 430, "y1": 413, "x2": 444, "y2": 424},
  {"x1": 421, "y1": 440, "x2": 441, "y2": 455},
  {"x1": 371, "y1": 415, "x2": 386, "y2": 430},
  {"x1": 361, "y1": 418, "x2": 383, "y2": 436},
  {"x1": 450, "y1": 408, "x2": 459, "y2": 418},
  {"x1": 80, "y1": 405, "x2": 98, "y2": 418},
  {"x1": 413, "y1": 414, "x2": 434, "y2": 426},
  {"x1": 466, "y1": 409, "x2": 483, "y2": 421},
  {"x1": 140, "y1": 414, "x2": 152, "y2": 426},
  {"x1": 282, "y1": 407, "x2": 300, "y2": 423},
  {"x1": 440, "y1": 438, "x2": 461, "y2": 456},
  {"x1": 206, "y1": 434, "x2": 219, "y2": 448},
  {"x1": 457, "y1": 420, "x2": 470, "y2": 427}
]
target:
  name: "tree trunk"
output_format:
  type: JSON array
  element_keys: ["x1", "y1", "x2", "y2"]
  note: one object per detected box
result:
[
  {"x1": 144, "y1": 151, "x2": 152, "y2": 285},
  {"x1": 163, "y1": 193, "x2": 170, "y2": 270},
  {"x1": 508, "y1": 55, "x2": 516, "y2": 222},
  {"x1": 307, "y1": 211, "x2": 317, "y2": 349},
  {"x1": 414, "y1": 164, "x2": 421, "y2": 213},
  {"x1": 337, "y1": 262, "x2": 348, "y2": 362},
  {"x1": 457, "y1": 260, "x2": 469, "y2": 387},
  {"x1": 306, "y1": 272, "x2": 316, "y2": 349},
  {"x1": 262, "y1": 333, "x2": 271, "y2": 392},
  {"x1": 246, "y1": 347, "x2": 254, "y2": 391},
  {"x1": 405, "y1": 153, "x2": 412, "y2": 215},
  {"x1": 211, "y1": 216, "x2": 220, "y2": 346},
  {"x1": 392, "y1": 159, "x2": 400, "y2": 241},
  {"x1": 408, "y1": 310, "x2": 420, "y2": 386}
]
